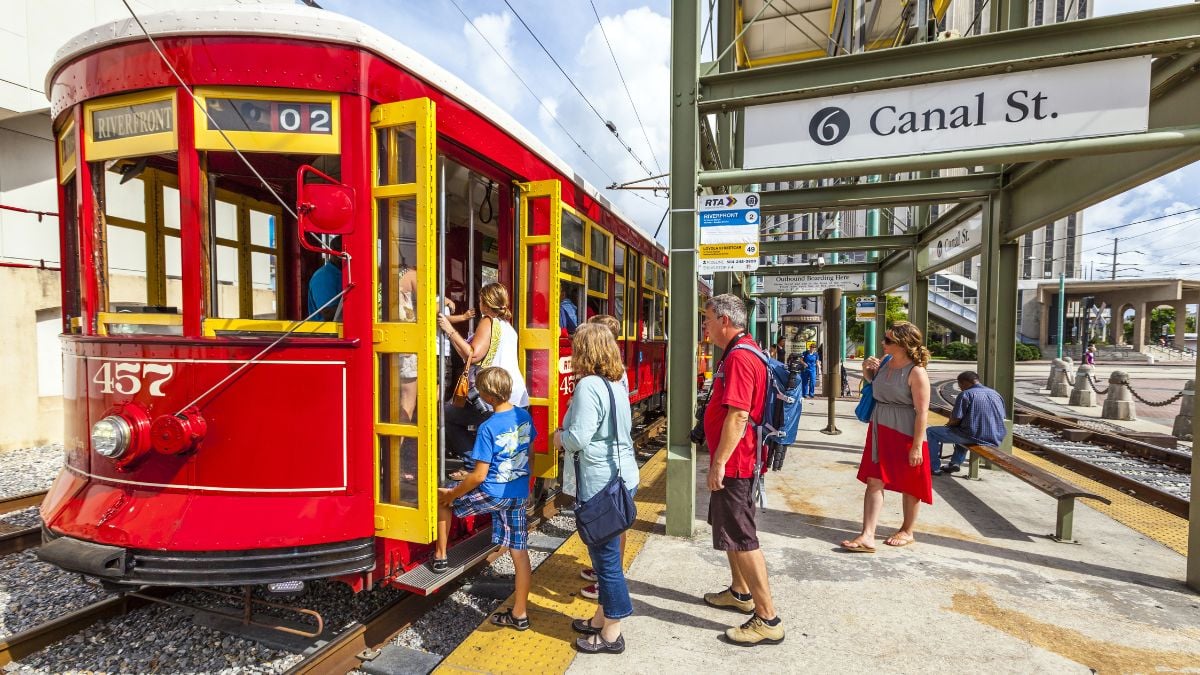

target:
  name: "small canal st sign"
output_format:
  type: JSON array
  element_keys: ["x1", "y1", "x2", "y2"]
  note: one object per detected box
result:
[
  {"x1": 698, "y1": 192, "x2": 760, "y2": 272},
  {"x1": 918, "y1": 214, "x2": 983, "y2": 273},
  {"x1": 744, "y1": 56, "x2": 1150, "y2": 168}
]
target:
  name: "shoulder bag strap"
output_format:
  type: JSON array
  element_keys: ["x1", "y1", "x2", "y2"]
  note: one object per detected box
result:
[{"x1": 603, "y1": 379, "x2": 620, "y2": 478}]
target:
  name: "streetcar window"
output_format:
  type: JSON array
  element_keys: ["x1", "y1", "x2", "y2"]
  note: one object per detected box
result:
[
  {"x1": 587, "y1": 267, "x2": 608, "y2": 315},
  {"x1": 377, "y1": 198, "x2": 418, "y2": 324},
  {"x1": 642, "y1": 294, "x2": 655, "y2": 341},
  {"x1": 560, "y1": 257, "x2": 584, "y2": 278},
  {"x1": 209, "y1": 190, "x2": 283, "y2": 321},
  {"x1": 93, "y1": 159, "x2": 184, "y2": 335},
  {"x1": 376, "y1": 126, "x2": 416, "y2": 186},
  {"x1": 624, "y1": 250, "x2": 639, "y2": 338},
  {"x1": 60, "y1": 178, "x2": 83, "y2": 333},
  {"x1": 589, "y1": 226, "x2": 611, "y2": 268},
  {"x1": 562, "y1": 210, "x2": 585, "y2": 255}
]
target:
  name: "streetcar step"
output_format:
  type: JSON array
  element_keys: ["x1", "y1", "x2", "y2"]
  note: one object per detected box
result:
[{"x1": 391, "y1": 527, "x2": 495, "y2": 596}]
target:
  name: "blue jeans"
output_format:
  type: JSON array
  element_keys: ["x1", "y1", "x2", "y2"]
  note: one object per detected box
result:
[
  {"x1": 801, "y1": 371, "x2": 815, "y2": 397},
  {"x1": 584, "y1": 493, "x2": 635, "y2": 620},
  {"x1": 926, "y1": 425, "x2": 977, "y2": 469}
]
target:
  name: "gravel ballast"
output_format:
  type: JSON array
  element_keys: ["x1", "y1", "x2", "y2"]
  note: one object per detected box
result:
[{"x1": 0, "y1": 443, "x2": 64, "y2": 498}]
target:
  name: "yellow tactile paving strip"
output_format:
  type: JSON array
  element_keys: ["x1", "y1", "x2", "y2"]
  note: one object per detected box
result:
[
  {"x1": 435, "y1": 449, "x2": 667, "y2": 675},
  {"x1": 929, "y1": 410, "x2": 1188, "y2": 555}
]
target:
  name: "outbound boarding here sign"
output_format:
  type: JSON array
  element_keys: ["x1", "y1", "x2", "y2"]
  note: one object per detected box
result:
[
  {"x1": 761, "y1": 273, "x2": 868, "y2": 294},
  {"x1": 698, "y1": 192, "x2": 760, "y2": 272},
  {"x1": 743, "y1": 56, "x2": 1151, "y2": 168}
]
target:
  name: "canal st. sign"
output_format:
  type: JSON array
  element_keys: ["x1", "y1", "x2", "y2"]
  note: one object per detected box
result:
[
  {"x1": 918, "y1": 214, "x2": 984, "y2": 273},
  {"x1": 743, "y1": 56, "x2": 1150, "y2": 168}
]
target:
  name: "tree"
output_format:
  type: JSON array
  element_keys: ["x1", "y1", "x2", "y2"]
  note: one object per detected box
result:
[{"x1": 844, "y1": 295, "x2": 907, "y2": 346}]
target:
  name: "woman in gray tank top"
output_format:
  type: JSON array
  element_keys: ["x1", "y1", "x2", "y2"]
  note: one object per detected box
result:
[{"x1": 841, "y1": 321, "x2": 932, "y2": 552}]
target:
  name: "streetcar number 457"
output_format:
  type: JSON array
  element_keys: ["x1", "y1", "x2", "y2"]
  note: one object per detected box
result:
[{"x1": 92, "y1": 362, "x2": 175, "y2": 397}]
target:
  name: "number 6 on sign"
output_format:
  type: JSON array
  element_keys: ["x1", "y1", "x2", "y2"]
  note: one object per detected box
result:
[{"x1": 92, "y1": 362, "x2": 175, "y2": 397}]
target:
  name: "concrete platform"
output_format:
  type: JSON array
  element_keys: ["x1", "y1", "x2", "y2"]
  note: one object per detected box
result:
[{"x1": 567, "y1": 399, "x2": 1198, "y2": 674}]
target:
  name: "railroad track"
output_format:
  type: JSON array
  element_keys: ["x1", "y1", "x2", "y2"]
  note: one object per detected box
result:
[
  {"x1": 289, "y1": 414, "x2": 669, "y2": 674},
  {"x1": 0, "y1": 490, "x2": 46, "y2": 556},
  {"x1": 931, "y1": 380, "x2": 1191, "y2": 519}
]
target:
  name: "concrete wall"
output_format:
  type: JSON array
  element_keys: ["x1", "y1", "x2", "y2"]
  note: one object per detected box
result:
[{"x1": 0, "y1": 266, "x2": 64, "y2": 450}]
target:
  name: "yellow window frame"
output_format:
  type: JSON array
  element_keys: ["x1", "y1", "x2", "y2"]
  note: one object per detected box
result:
[
  {"x1": 192, "y1": 86, "x2": 341, "y2": 155},
  {"x1": 57, "y1": 116, "x2": 77, "y2": 184},
  {"x1": 96, "y1": 167, "x2": 181, "y2": 332},
  {"x1": 206, "y1": 188, "x2": 285, "y2": 323},
  {"x1": 84, "y1": 88, "x2": 177, "y2": 162}
]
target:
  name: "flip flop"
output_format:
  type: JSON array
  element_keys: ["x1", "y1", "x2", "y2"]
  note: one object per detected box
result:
[
  {"x1": 885, "y1": 534, "x2": 914, "y2": 547},
  {"x1": 840, "y1": 540, "x2": 876, "y2": 553}
]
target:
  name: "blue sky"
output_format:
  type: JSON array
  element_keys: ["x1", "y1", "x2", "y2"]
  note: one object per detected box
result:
[{"x1": 318, "y1": 0, "x2": 1197, "y2": 279}]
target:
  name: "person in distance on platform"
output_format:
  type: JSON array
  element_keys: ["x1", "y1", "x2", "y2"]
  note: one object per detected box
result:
[
  {"x1": 801, "y1": 343, "x2": 821, "y2": 398},
  {"x1": 554, "y1": 323, "x2": 639, "y2": 654},
  {"x1": 841, "y1": 322, "x2": 932, "y2": 552},
  {"x1": 1084, "y1": 344, "x2": 1097, "y2": 365},
  {"x1": 700, "y1": 294, "x2": 785, "y2": 647},
  {"x1": 926, "y1": 371, "x2": 1007, "y2": 475},
  {"x1": 432, "y1": 367, "x2": 535, "y2": 631}
]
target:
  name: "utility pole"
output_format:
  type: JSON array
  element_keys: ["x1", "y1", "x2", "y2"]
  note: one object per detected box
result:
[{"x1": 1111, "y1": 237, "x2": 1118, "y2": 280}]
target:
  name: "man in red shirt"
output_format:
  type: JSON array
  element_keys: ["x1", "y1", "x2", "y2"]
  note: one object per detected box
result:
[{"x1": 700, "y1": 294, "x2": 784, "y2": 646}]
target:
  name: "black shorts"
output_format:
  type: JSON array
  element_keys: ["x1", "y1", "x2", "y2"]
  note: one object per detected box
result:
[{"x1": 707, "y1": 476, "x2": 759, "y2": 551}]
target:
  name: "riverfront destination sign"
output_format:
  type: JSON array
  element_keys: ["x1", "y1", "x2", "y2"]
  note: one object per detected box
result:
[
  {"x1": 698, "y1": 192, "x2": 760, "y2": 272},
  {"x1": 743, "y1": 56, "x2": 1151, "y2": 168},
  {"x1": 761, "y1": 272, "x2": 868, "y2": 294}
]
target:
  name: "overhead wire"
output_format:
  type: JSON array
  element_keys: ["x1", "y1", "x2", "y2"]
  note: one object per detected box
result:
[
  {"x1": 502, "y1": 0, "x2": 663, "y2": 192},
  {"x1": 446, "y1": 0, "x2": 662, "y2": 210},
  {"x1": 589, "y1": 0, "x2": 666, "y2": 185}
]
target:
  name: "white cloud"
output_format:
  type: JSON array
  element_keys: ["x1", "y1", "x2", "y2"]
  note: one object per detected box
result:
[{"x1": 463, "y1": 12, "x2": 524, "y2": 111}]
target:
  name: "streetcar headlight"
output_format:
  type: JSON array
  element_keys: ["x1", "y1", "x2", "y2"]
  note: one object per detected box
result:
[{"x1": 92, "y1": 416, "x2": 132, "y2": 458}]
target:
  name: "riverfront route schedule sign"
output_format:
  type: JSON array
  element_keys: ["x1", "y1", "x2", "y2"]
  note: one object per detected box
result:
[
  {"x1": 744, "y1": 56, "x2": 1151, "y2": 168},
  {"x1": 698, "y1": 192, "x2": 761, "y2": 273},
  {"x1": 761, "y1": 272, "x2": 868, "y2": 294}
]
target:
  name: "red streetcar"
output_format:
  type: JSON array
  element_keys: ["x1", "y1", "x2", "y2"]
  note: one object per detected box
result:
[{"x1": 38, "y1": 5, "x2": 673, "y2": 594}]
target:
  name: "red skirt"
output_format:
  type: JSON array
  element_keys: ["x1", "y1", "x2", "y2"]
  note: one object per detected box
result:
[{"x1": 857, "y1": 422, "x2": 933, "y2": 504}]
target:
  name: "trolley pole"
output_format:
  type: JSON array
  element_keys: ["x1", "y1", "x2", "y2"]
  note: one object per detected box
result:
[
  {"x1": 822, "y1": 287, "x2": 843, "y2": 435},
  {"x1": 665, "y1": 0, "x2": 700, "y2": 538}
]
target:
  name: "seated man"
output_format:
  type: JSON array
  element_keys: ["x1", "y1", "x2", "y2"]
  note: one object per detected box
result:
[
  {"x1": 926, "y1": 371, "x2": 1007, "y2": 475},
  {"x1": 432, "y1": 367, "x2": 536, "y2": 631},
  {"x1": 307, "y1": 257, "x2": 342, "y2": 321}
]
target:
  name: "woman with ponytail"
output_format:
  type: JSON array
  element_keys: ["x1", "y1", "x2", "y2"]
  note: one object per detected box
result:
[
  {"x1": 840, "y1": 321, "x2": 932, "y2": 552},
  {"x1": 439, "y1": 283, "x2": 530, "y2": 463}
]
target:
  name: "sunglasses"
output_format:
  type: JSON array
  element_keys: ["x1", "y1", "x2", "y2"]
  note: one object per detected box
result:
[{"x1": 882, "y1": 335, "x2": 896, "y2": 345}]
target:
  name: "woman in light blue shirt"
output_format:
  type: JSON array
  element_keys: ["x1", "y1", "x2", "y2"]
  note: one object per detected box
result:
[{"x1": 553, "y1": 323, "x2": 638, "y2": 655}]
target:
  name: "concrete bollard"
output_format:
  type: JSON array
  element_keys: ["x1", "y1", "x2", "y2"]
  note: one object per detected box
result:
[
  {"x1": 1101, "y1": 370, "x2": 1137, "y2": 421},
  {"x1": 1173, "y1": 379, "x2": 1194, "y2": 441},
  {"x1": 1068, "y1": 364, "x2": 1097, "y2": 407},
  {"x1": 1048, "y1": 359, "x2": 1072, "y2": 398}
]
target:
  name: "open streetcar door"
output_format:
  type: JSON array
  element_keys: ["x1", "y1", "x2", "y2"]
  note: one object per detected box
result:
[
  {"x1": 516, "y1": 179, "x2": 562, "y2": 479},
  {"x1": 370, "y1": 98, "x2": 439, "y2": 543}
]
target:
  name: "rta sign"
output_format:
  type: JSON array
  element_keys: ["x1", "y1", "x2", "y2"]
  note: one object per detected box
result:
[{"x1": 809, "y1": 107, "x2": 850, "y2": 146}]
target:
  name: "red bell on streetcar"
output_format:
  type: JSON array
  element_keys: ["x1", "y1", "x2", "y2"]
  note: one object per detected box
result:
[
  {"x1": 297, "y1": 165, "x2": 355, "y2": 235},
  {"x1": 150, "y1": 408, "x2": 208, "y2": 455}
]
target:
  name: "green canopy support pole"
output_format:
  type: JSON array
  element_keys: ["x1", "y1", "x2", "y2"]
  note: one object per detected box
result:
[
  {"x1": 864, "y1": 176, "x2": 880, "y2": 358},
  {"x1": 977, "y1": 193, "x2": 1018, "y2": 454},
  {"x1": 1188, "y1": 353, "x2": 1200, "y2": 591},
  {"x1": 665, "y1": 0, "x2": 700, "y2": 538}
]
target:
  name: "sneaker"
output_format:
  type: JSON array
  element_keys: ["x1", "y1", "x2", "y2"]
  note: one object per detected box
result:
[
  {"x1": 581, "y1": 568, "x2": 598, "y2": 582},
  {"x1": 725, "y1": 614, "x2": 785, "y2": 646},
  {"x1": 945, "y1": 464, "x2": 962, "y2": 474},
  {"x1": 580, "y1": 584, "x2": 599, "y2": 599},
  {"x1": 702, "y1": 587, "x2": 754, "y2": 614}
]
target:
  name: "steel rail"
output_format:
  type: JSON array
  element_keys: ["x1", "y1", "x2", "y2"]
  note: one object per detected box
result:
[
  {"x1": 931, "y1": 380, "x2": 1190, "y2": 519},
  {"x1": 0, "y1": 491, "x2": 47, "y2": 516},
  {"x1": 0, "y1": 527, "x2": 40, "y2": 556},
  {"x1": 0, "y1": 591, "x2": 165, "y2": 667}
]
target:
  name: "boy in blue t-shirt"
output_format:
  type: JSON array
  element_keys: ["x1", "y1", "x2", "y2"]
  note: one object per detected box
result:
[{"x1": 432, "y1": 367, "x2": 535, "y2": 631}]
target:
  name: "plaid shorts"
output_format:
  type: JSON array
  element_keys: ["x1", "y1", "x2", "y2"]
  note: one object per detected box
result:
[{"x1": 452, "y1": 489, "x2": 529, "y2": 550}]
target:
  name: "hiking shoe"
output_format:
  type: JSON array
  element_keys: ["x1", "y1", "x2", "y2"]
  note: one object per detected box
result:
[
  {"x1": 725, "y1": 614, "x2": 785, "y2": 646},
  {"x1": 703, "y1": 587, "x2": 754, "y2": 614},
  {"x1": 580, "y1": 584, "x2": 599, "y2": 599},
  {"x1": 581, "y1": 568, "x2": 598, "y2": 582}
]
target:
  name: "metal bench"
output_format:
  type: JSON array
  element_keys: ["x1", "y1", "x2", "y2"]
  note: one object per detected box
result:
[{"x1": 967, "y1": 444, "x2": 1111, "y2": 543}]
